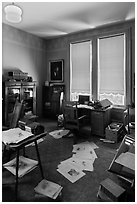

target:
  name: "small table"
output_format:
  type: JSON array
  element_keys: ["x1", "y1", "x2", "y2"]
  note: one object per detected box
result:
[{"x1": 2, "y1": 128, "x2": 47, "y2": 201}]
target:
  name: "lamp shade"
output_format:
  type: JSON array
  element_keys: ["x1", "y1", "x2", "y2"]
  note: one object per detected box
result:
[{"x1": 4, "y1": 4, "x2": 22, "y2": 23}]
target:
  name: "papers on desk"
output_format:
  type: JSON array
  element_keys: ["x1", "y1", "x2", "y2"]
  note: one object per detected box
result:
[
  {"x1": 34, "y1": 179, "x2": 63, "y2": 199},
  {"x1": 115, "y1": 152, "x2": 135, "y2": 171},
  {"x1": 3, "y1": 156, "x2": 38, "y2": 178},
  {"x1": 2, "y1": 128, "x2": 33, "y2": 145},
  {"x1": 57, "y1": 141, "x2": 99, "y2": 183},
  {"x1": 77, "y1": 104, "x2": 94, "y2": 110}
]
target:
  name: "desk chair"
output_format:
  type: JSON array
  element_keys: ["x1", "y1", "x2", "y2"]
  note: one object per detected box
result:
[
  {"x1": 124, "y1": 104, "x2": 135, "y2": 134},
  {"x1": 63, "y1": 101, "x2": 92, "y2": 141},
  {"x1": 2, "y1": 99, "x2": 24, "y2": 162},
  {"x1": 3, "y1": 99, "x2": 24, "y2": 130}
]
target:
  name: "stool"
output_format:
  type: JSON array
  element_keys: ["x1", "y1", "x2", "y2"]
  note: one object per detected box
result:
[{"x1": 97, "y1": 178, "x2": 126, "y2": 202}]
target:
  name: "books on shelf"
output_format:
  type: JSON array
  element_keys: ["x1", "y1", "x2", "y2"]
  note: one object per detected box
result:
[
  {"x1": 34, "y1": 179, "x2": 63, "y2": 199},
  {"x1": 3, "y1": 156, "x2": 38, "y2": 178},
  {"x1": 2, "y1": 127, "x2": 33, "y2": 145}
]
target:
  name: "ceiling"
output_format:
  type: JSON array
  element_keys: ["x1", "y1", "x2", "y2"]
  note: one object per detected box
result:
[{"x1": 2, "y1": 2, "x2": 135, "y2": 39}]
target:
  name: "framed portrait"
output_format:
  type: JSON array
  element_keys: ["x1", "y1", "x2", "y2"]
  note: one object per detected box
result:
[{"x1": 49, "y1": 59, "x2": 64, "y2": 82}]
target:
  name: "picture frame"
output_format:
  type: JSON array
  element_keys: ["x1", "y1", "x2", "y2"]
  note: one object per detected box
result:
[{"x1": 49, "y1": 59, "x2": 64, "y2": 83}]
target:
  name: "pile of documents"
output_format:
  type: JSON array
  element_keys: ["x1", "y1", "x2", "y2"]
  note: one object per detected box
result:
[
  {"x1": 2, "y1": 127, "x2": 33, "y2": 145},
  {"x1": 34, "y1": 179, "x2": 63, "y2": 199},
  {"x1": 3, "y1": 156, "x2": 38, "y2": 178},
  {"x1": 57, "y1": 141, "x2": 99, "y2": 183}
]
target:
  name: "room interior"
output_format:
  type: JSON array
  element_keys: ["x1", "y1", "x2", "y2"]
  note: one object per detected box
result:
[{"x1": 2, "y1": 2, "x2": 135, "y2": 202}]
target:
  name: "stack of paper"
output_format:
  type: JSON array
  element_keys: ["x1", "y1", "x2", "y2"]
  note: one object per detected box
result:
[
  {"x1": 3, "y1": 156, "x2": 38, "y2": 178},
  {"x1": 2, "y1": 128, "x2": 33, "y2": 145},
  {"x1": 57, "y1": 141, "x2": 99, "y2": 183},
  {"x1": 34, "y1": 179, "x2": 63, "y2": 199}
]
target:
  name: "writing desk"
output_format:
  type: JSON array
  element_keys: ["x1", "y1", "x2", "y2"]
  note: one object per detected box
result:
[
  {"x1": 77, "y1": 105, "x2": 112, "y2": 137},
  {"x1": 2, "y1": 128, "x2": 47, "y2": 201}
]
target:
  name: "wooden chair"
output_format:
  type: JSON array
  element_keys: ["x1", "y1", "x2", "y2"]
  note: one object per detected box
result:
[
  {"x1": 63, "y1": 101, "x2": 92, "y2": 139},
  {"x1": 2, "y1": 99, "x2": 24, "y2": 163},
  {"x1": 124, "y1": 104, "x2": 135, "y2": 134}
]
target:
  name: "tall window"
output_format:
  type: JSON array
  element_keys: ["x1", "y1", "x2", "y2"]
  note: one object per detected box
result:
[
  {"x1": 70, "y1": 41, "x2": 92, "y2": 101},
  {"x1": 98, "y1": 34, "x2": 125, "y2": 105}
]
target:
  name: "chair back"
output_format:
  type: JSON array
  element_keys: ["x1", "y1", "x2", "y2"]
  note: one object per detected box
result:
[
  {"x1": 63, "y1": 101, "x2": 79, "y2": 130},
  {"x1": 9, "y1": 100, "x2": 23, "y2": 128}
]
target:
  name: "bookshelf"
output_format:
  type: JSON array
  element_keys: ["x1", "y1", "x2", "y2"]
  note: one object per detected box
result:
[{"x1": 3, "y1": 81, "x2": 36, "y2": 126}]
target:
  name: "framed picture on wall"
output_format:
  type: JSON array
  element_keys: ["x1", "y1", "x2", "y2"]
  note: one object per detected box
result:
[{"x1": 49, "y1": 59, "x2": 64, "y2": 83}]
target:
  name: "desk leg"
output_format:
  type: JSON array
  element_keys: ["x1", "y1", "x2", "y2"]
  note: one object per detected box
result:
[
  {"x1": 34, "y1": 140, "x2": 44, "y2": 179},
  {"x1": 15, "y1": 149, "x2": 19, "y2": 201}
]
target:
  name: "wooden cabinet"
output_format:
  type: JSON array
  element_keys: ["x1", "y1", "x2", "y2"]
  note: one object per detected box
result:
[
  {"x1": 43, "y1": 84, "x2": 65, "y2": 118},
  {"x1": 3, "y1": 81, "x2": 36, "y2": 126},
  {"x1": 91, "y1": 107, "x2": 111, "y2": 137}
]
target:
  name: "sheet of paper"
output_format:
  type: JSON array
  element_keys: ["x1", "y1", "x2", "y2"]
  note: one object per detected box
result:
[
  {"x1": 59, "y1": 157, "x2": 84, "y2": 171},
  {"x1": 72, "y1": 148, "x2": 97, "y2": 161},
  {"x1": 49, "y1": 129, "x2": 70, "y2": 139},
  {"x1": 73, "y1": 158, "x2": 94, "y2": 172},
  {"x1": 72, "y1": 141, "x2": 98, "y2": 153},
  {"x1": 57, "y1": 163, "x2": 85, "y2": 183}
]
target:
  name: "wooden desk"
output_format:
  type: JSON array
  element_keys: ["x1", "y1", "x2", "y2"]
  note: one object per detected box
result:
[
  {"x1": 78, "y1": 105, "x2": 112, "y2": 137},
  {"x1": 2, "y1": 129, "x2": 47, "y2": 201},
  {"x1": 90, "y1": 107, "x2": 112, "y2": 137}
]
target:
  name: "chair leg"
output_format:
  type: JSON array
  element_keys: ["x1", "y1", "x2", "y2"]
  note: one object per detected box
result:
[{"x1": 73, "y1": 130, "x2": 79, "y2": 144}]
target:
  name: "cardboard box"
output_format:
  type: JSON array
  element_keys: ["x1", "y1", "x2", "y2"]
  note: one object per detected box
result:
[
  {"x1": 97, "y1": 178, "x2": 125, "y2": 202},
  {"x1": 105, "y1": 122, "x2": 125, "y2": 142}
]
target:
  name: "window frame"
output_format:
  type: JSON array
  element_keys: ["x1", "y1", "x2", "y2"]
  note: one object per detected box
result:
[
  {"x1": 70, "y1": 40, "x2": 92, "y2": 101},
  {"x1": 95, "y1": 28, "x2": 132, "y2": 107},
  {"x1": 97, "y1": 33, "x2": 126, "y2": 106},
  {"x1": 69, "y1": 28, "x2": 132, "y2": 107}
]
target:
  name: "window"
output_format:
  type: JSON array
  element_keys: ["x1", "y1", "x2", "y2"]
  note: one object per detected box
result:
[
  {"x1": 98, "y1": 34, "x2": 125, "y2": 105},
  {"x1": 70, "y1": 41, "x2": 92, "y2": 101}
]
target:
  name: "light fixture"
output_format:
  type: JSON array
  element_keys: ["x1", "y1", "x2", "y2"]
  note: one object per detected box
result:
[{"x1": 4, "y1": 3, "x2": 22, "y2": 23}]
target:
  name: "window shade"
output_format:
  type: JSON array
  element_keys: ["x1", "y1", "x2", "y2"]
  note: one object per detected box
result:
[
  {"x1": 98, "y1": 34, "x2": 125, "y2": 95},
  {"x1": 70, "y1": 41, "x2": 91, "y2": 93}
]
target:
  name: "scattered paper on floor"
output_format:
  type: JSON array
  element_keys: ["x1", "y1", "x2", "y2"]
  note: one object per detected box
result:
[
  {"x1": 57, "y1": 141, "x2": 98, "y2": 182},
  {"x1": 49, "y1": 129, "x2": 70, "y2": 139},
  {"x1": 59, "y1": 157, "x2": 94, "y2": 172},
  {"x1": 57, "y1": 163, "x2": 85, "y2": 183}
]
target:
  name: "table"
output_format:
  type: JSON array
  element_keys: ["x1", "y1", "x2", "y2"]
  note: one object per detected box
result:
[{"x1": 2, "y1": 128, "x2": 47, "y2": 201}]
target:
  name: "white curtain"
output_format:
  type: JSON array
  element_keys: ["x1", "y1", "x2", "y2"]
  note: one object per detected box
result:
[
  {"x1": 98, "y1": 34, "x2": 125, "y2": 95},
  {"x1": 70, "y1": 41, "x2": 92, "y2": 95}
]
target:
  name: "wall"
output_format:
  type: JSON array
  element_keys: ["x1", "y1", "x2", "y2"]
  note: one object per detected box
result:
[
  {"x1": 46, "y1": 20, "x2": 135, "y2": 105},
  {"x1": 2, "y1": 23, "x2": 46, "y2": 116},
  {"x1": 2, "y1": 20, "x2": 135, "y2": 118}
]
